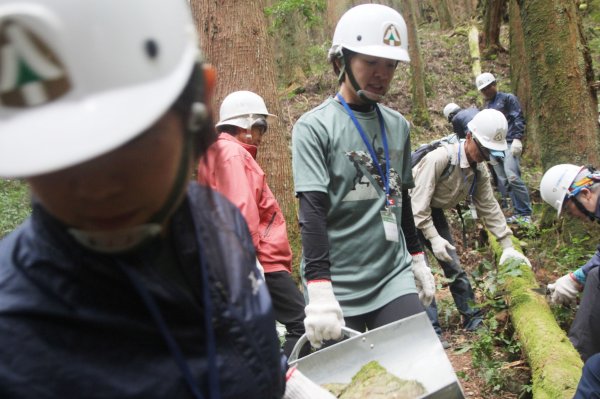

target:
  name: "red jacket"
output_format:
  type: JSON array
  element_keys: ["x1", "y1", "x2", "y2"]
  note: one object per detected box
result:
[{"x1": 197, "y1": 133, "x2": 292, "y2": 274}]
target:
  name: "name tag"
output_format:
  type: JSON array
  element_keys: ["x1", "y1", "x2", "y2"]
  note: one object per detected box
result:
[{"x1": 381, "y1": 210, "x2": 399, "y2": 242}]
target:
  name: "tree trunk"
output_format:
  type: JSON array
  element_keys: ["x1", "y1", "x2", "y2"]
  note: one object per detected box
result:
[
  {"x1": 518, "y1": 0, "x2": 600, "y2": 168},
  {"x1": 401, "y1": 0, "x2": 430, "y2": 127},
  {"x1": 468, "y1": 25, "x2": 482, "y2": 82},
  {"x1": 481, "y1": 0, "x2": 506, "y2": 56},
  {"x1": 430, "y1": 0, "x2": 453, "y2": 30},
  {"x1": 489, "y1": 235, "x2": 583, "y2": 398},
  {"x1": 508, "y1": 0, "x2": 536, "y2": 160},
  {"x1": 191, "y1": 0, "x2": 299, "y2": 239}
]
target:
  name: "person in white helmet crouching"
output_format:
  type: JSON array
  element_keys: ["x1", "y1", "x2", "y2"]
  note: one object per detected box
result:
[
  {"x1": 540, "y1": 164, "x2": 600, "y2": 397},
  {"x1": 0, "y1": 1, "x2": 332, "y2": 398},
  {"x1": 411, "y1": 109, "x2": 531, "y2": 338}
]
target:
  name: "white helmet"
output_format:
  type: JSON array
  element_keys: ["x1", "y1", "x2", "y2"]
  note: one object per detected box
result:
[
  {"x1": 540, "y1": 164, "x2": 585, "y2": 217},
  {"x1": 443, "y1": 103, "x2": 461, "y2": 120},
  {"x1": 0, "y1": 0, "x2": 199, "y2": 178},
  {"x1": 216, "y1": 91, "x2": 276, "y2": 129},
  {"x1": 331, "y1": 4, "x2": 409, "y2": 62},
  {"x1": 467, "y1": 109, "x2": 508, "y2": 151},
  {"x1": 476, "y1": 72, "x2": 496, "y2": 90}
]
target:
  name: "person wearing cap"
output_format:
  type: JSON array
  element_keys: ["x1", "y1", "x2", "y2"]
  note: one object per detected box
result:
[
  {"x1": 540, "y1": 164, "x2": 600, "y2": 362},
  {"x1": 411, "y1": 109, "x2": 531, "y2": 336},
  {"x1": 291, "y1": 4, "x2": 436, "y2": 350},
  {"x1": 197, "y1": 90, "x2": 310, "y2": 359},
  {"x1": 442, "y1": 102, "x2": 479, "y2": 140},
  {"x1": 476, "y1": 72, "x2": 533, "y2": 224},
  {"x1": 0, "y1": 1, "x2": 334, "y2": 398}
]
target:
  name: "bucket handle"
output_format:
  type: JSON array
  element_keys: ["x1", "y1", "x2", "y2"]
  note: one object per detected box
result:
[{"x1": 288, "y1": 326, "x2": 362, "y2": 364}]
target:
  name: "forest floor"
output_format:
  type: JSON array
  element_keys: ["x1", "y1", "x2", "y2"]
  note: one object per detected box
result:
[{"x1": 277, "y1": 22, "x2": 553, "y2": 398}]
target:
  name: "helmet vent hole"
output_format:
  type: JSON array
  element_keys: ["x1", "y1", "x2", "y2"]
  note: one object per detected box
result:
[
  {"x1": 356, "y1": 35, "x2": 362, "y2": 41},
  {"x1": 145, "y1": 39, "x2": 159, "y2": 59}
]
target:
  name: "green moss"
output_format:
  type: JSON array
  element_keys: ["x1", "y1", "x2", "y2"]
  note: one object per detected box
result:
[
  {"x1": 488, "y1": 234, "x2": 583, "y2": 398},
  {"x1": 324, "y1": 361, "x2": 427, "y2": 399}
]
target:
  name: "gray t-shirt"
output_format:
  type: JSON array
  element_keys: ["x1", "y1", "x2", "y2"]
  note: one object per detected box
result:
[{"x1": 292, "y1": 97, "x2": 416, "y2": 316}]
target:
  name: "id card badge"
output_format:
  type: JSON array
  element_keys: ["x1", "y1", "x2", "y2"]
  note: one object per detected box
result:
[
  {"x1": 380, "y1": 209, "x2": 399, "y2": 242},
  {"x1": 469, "y1": 203, "x2": 478, "y2": 219}
]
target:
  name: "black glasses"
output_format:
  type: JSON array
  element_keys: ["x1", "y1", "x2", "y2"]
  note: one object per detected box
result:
[
  {"x1": 473, "y1": 138, "x2": 491, "y2": 161},
  {"x1": 251, "y1": 118, "x2": 268, "y2": 135}
]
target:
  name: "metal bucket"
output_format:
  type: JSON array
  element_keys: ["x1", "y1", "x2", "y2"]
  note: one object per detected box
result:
[{"x1": 288, "y1": 312, "x2": 464, "y2": 398}]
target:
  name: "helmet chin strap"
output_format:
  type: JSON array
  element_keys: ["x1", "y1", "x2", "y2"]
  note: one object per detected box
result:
[
  {"x1": 570, "y1": 195, "x2": 600, "y2": 224},
  {"x1": 337, "y1": 51, "x2": 382, "y2": 105},
  {"x1": 69, "y1": 101, "x2": 209, "y2": 255}
]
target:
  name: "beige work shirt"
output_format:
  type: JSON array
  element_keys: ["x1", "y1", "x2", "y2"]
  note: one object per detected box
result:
[{"x1": 411, "y1": 141, "x2": 512, "y2": 243}]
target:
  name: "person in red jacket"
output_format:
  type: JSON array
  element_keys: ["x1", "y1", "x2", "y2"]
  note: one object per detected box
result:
[{"x1": 197, "y1": 91, "x2": 309, "y2": 358}]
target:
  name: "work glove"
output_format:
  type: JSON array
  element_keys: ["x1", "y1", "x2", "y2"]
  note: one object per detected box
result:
[
  {"x1": 304, "y1": 280, "x2": 344, "y2": 348},
  {"x1": 430, "y1": 235, "x2": 456, "y2": 263},
  {"x1": 510, "y1": 139, "x2": 523, "y2": 157},
  {"x1": 284, "y1": 367, "x2": 336, "y2": 399},
  {"x1": 499, "y1": 247, "x2": 531, "y2": 268},
  {"x1": 547, "y1": 273, "x2": 583, "y2": 306},
  {"x1": 411, "y1": 253, "x2": 436, "y2": 307},
  {"x1": 255, "y1": 258, "x2": 265, "y2": 279}
]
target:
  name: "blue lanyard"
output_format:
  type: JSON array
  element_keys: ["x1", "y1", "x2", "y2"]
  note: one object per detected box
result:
[
  {"x1": 118, "y1": 236, "x2": 221, "y2": 399},
  {"x1": 457, "y1": 142, "x2": 477, "y2": 202},
  {"x1": 336, "y1": 93, "x2": 391, "y2": 205}
]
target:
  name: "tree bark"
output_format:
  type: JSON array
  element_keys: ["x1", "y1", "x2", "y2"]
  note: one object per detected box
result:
[
  {"x1": 191, "y1": 0, "x2": 299, "y2": 238},
  {"x1": 481, "y1": 0, "x2": 506, "y2": 56},
  {"x1": 508, "y1": 0, "x2": 536, "y2": 159},
  {"x1": 402, "y1": 0, "x2": 430, "y2": 127},
  {"x1": 430, "y1": 0, "x2": 454, "y2": 30},
  {"x1": 518, "y1": 0, "x2": 600, "y2": 168},
  {"x1": 489, "y1": 235, "x2": 583, "y2": 398}
]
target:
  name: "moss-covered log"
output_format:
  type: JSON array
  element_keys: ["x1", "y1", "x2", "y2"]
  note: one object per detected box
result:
[{"x1": 488, "y1": 235, "x2": 583, "y2": 398}]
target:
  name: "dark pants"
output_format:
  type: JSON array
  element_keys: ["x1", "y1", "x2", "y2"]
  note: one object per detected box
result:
[
  {"x1": 574, "y1": 353, "x2": 600, "y2": 398},
  {"x1": 570, "y1": 267, "x2": 600, "y2": 361},
  {"x1": 264, "y1": 271, "x2": 310, "y2": 358},
  {"x1": 344, "y1": 293, "x2": 425, "y2": 332},
  {"x1": 418, "y1": 208, "x2": 482, "y2": 333}
]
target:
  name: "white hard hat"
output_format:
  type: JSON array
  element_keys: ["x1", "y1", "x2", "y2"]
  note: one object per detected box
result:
[
  {"x1": 331, "y1": 4, "x2": 409, "y2": 62},
  {"x1": 476, "y1": 72, "x2": 496, "y2": 90},
  {"x1": 216, "y1": 91, "x2": 276, "y2": 129},
  {"x1": 443, "y1": 103, "x2": 461, "y2": 120},
  {"x1": 467, "y1": 109, "x2": 508, "y2": 151},
  {"x1": 540, "y1": 164, "x2": 585, "y2": 217},
  {"x1": 0, "y1": 0, "x2": 199, "y2": 178}
]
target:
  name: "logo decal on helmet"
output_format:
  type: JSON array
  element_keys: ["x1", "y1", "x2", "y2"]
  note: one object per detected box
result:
[
  {"x1": 493, "y1": 129, "x2": 504, "y2": 142},
  {"x1": 383, "y1": 24, "x2": 402, "y2": 47},
  {"x1": 0, "y1": 20, "x2": 71, "y2": 108}
]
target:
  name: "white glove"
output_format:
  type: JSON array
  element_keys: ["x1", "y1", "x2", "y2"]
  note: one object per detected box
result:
[
  {"x1": 499, "y1": 247, "x2": 531, "y2": 268},
  {"x1": 510, "y1": 139, "x2": 523, "y2": 157},
  {"x1": 304, "y1": 280, "x2": 344, "y2": 348},
  {"x1": 411, "y1": 253, "x2": 435, "y2": 307},
  {"x1": 255, "y1": 258, "x2": 265, "y2": 279},
  {"x1": 547, "y1": 273, "x2": 583, "y2": 306},
  {"x1": 284, "y1": 367, "x2": 336, "y2": 399},
  {"x1": 430, "y1": 235, "x2": 456, "y2": 262}
]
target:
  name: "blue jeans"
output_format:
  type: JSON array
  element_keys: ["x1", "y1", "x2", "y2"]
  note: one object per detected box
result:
[
  {"x1": 491, "y1": 142, "x2": 532, "y2": 217},
  {"x1": 574, "y1": 353, "x2": 600, "y2": 398},
  {"x1": 418, "y1": 208, "x2": 482, "y2": 333}
]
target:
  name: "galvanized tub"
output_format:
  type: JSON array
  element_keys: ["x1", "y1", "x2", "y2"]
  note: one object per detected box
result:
[{"x1": 288, "y1": 312, "x2": 464, "y2": 398}]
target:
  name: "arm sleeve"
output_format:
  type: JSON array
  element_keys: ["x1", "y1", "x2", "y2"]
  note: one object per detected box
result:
[
  {"x1": 298, "y1": 191, "x2": 332, "y2": 281},
  {"x1": 401, "y1": 189, "x2": 424, "y2": 254},
  {"x1": 581, "y1": 245, "x2": 600, "y2": 276},
  {"x1": 410, "y1": 148, "x2": 451, "y2": 239},
  {"x1": 473, "y1": 164, "x2": 513, "y2": 241},
  {"x1": 507, "y1": 95, "x2": 526, "y2": 139},
  {"x1": 210, "y1": 156, "x2": 263, "y2": 249}
]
